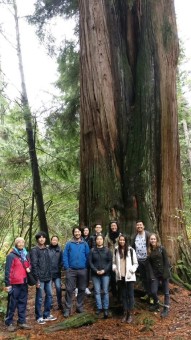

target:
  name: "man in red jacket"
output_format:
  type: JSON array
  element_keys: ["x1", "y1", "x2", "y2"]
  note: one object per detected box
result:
[{"x1": 5, "y1": 237, "x2": 31, "y2": 332}]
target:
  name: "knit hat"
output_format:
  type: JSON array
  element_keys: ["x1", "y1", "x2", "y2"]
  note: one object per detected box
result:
[{"x1": 14, "y1": 237, "x2": 25, "y2": 246}]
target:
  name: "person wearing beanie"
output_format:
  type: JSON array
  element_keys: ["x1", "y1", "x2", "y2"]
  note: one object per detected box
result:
[
  {"x1": 4, "y1": 237, "x2": 31, "y2": 332},
  {"x1": 30, "y1": 231, "x2": 57, "y2": 324}
]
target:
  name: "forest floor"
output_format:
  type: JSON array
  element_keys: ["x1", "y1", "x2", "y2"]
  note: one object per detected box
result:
[{"x1": 0, "y1": 281, "x2": 191, "y2": 340}]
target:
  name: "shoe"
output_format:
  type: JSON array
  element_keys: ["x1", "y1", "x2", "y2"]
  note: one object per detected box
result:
[
  {"x1": 85, "y1": 287, "x2": 91, "y2": 295},
  {"x1": 150, "y1": 297, "x2": 154, "y2": 304},
  {"x1": 43, "y1": 314, "x2": 57, "y2": 321},
  {"x1": 17, "y1": 323, "x2": 31, "y2": 329},
  {"x1": 95, "y1": 309, "x2": 102, "y2": 316},
  {"x1": 76, "y1": 308, "x2": 84, "y2": 313},
  {"x1": 104, "y1": 310, "x2": 108, "y2": 319},
  {"x1": 149, "y1": 303, "x2": 160, "y2": 312},
  {"x1": 37, "y1": 318, "x2": 46, "y2": 325},
  {"x1": 140, "y1": 294, "x2": 148, "y2": 301},
  {"x1": 7, "y1": 324, "x2": 15, "y2": 332},
  {"x1": 121, "y1": 312, "x2": 127, "y2": 323},
  {"x1": 161, "y1": 306, "x2": 169, "y2": 318},
  {"x1": 63, "y1": 309, "x2": 70, "y2": 318},
  {"x1": 127, "y1": 314, "x2": 133, "y2": 323},
  {"x1": 74, "y1": 288, "x2": 78, "y2": 297}
]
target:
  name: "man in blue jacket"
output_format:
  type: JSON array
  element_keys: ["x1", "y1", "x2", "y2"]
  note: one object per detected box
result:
[{"x1": 63, "y1": 227, "x2": 90, "y2": 317}]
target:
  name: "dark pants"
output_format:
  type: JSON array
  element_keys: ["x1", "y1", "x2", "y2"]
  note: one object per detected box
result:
[
  {"x1": 118, "y1": 279, "x2": 134, "y2": 311},
  {"x1": 5, "y1": 284, "x2": 28, "y2": 326},
  {"x1": 110, "y1": 270, "x2": 117, "y2": 297},
  {"x1": 65, "y1": 268, "x2": 87, "y2": 310},
  {"x1": 150, "y1": 277, "x2": 170, "y2": 306},
  {"x1": 138, "y1": 259, "x2": 150, "y2": 294}
]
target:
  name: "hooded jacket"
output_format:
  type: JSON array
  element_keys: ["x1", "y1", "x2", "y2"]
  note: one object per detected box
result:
[
  {"x1": 5, "y1": 248, "x2": 30, "y2": 286},
  {"x1": 112, "y1": 246, "x2": 138, "y2": 282}
]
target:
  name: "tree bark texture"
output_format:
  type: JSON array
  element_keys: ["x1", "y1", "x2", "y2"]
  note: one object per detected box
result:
[
  {"x1": 79, "y1": 0, "x2": 188, "y2": 264},
  {"x1": 13, "y1": 0, "x2": 50, "y2": 243}
]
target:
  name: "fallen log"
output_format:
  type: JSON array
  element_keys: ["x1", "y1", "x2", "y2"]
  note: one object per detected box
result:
[{"x1": 44, "y1": 312, "x2": 97, "y2": 333}]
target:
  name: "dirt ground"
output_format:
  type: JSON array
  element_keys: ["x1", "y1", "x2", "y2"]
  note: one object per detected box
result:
[{"x1": 0, "y1": 282, "x2": 191, "y2": 340}]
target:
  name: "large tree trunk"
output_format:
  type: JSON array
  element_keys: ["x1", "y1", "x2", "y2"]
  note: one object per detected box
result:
[
  {"x1": 79, "y1": 0, "x2": 188, "y2": 265},
  {"x1": 13, "y1": 0, "x2": 50, "y2": 243}
]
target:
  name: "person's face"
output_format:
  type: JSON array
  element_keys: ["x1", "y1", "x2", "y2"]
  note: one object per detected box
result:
[
  {"x1": 110, "y1": 223, "x2": 118, "y2": 232},
  {"x1": 96, "y1": 235, "x2": 104, "y2": 246},
  {"x1": 118, "y1": 236, "x2": 125, "y2": 247},
  {"x1": 73, "y1": 228, "x2": 81, "y2": 239},
  {"x1": 136, "y1": 222, "x2": 144, "y2": 233},
  {"x1": 150, "y1": 235, "x2": 157, "y2": 246},
  {"x1": 37, "y1": 236, "x2": 46, "y2": 245},
  {"x1": 83, "y1": 228, "x2": 89, "y2": 237},
  {"x1": 95, "y1": 225, "x2": 102, "y2": 234},
  {"x1": 51, "y1": 237, "x2": 58, "y2": 246},
  {"x1": 16, "y1": 240, "x2": 25, "y2": 250}
]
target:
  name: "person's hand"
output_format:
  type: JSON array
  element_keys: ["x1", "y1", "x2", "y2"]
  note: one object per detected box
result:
[
  {"x1": 5, "y1": 286, "x2": 12, "y2": 293},
  {"x1": 26, "y1": 267, "x2": 30, "y2": 273},
  {"x1": 36, "y1": 281, "x2": 40, "y2": 288}
]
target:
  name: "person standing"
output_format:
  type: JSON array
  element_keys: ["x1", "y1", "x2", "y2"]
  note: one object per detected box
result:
[
  {"x1": 62, "y1": 227, "x2": 90, "y2": 317},
  {"x1": 104, "y1": 221, "x2": 120, "y2": 297},
  {"x1": 49, "y1": 235, "x2": 62, "y2": 310},
  {"x1": 81, "y1": 226, "x2": 91, "y2": 295},
  {"x1": 113, "y1": 234, "x2": 138, "y2": 323},
  {"x1": 147, "y1": 233, "x2": 170, "y2": 317},
  {"x1": 89, "y1": 223, "x2": 103, "y2": 249},
  {"x1": 131, "y1": 220, "x2": 150, "y2": 299},
  {"x1": 89, "y1": 235, "x2": 112, "y2": 319},
  {"x1": 4, "y1": 237, "x2": 31, "y2": 332},
  {"x1": 30, "y1": 231, "x2": 57, "y2": 324}
]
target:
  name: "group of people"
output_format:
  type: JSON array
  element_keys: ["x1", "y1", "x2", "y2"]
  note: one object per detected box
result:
[{"x1": 4, "y1": 220, "x2": 170, "y2": 332}]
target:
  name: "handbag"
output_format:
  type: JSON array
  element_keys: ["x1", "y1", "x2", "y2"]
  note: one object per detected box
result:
[{"x1": 27, "y1": 271, "x2": 37, "y2": 286}]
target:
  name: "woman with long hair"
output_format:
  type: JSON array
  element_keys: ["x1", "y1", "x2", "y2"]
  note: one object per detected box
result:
[
  {"x1": 147, "y1": 233, "x2": 170, "y2": 318},
  {"x1": 113, "y1": 234, "x2": 138, "y2": 323},
  {"x1": 89, "y1": 234, "x2": 112, "y2": 319}
]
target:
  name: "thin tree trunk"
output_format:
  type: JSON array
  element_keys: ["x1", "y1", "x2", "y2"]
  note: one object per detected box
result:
[
  {"x1": 13, "y1": 0, "x2": 49, "y2": 243},
  {"x1": 79, "y1": 0, "x2": 189, "y2": 265}
]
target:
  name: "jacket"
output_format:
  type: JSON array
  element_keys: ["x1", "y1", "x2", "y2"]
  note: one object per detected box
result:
[
  {"x1": 49, "y1": 244, "x2": 62, "y2": 279},
  {"x1": 147, "y1": 246, "x2": 170, "y2": 280},
  {"x1": 89, "y1": 246, "x2": 112, "y2": 276},
  {"x1": 104, "y1": 233, "x2": 120, "y2": 254},
  {"x1": 112, "y1": 246, "x2": 138, "y2": 282},
  {"x1": 5, "y1": 249, "x2": 30, "y2": 286},
  {"x1": 63, "y1": 238, "x2": 89, "y2": 270},
  {"x1": 30, "y1": 246, "x2": 51, "y2": 282}
]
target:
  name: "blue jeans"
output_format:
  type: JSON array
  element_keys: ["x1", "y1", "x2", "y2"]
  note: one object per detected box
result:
[
  {"x1": 150, "y1": 277, "x2": 170, "y2": 306},
  {"x1": 92, "y1": 275, "x2": 110, "y2": 310},
  {"x1": 35, "y1": 281, "x2": 52, "y2": 320},
  {"x1": 52, "y1": 278, "x2": 62, "y2": 306},
  {"x1": 5, "y1": 284, "x2": 28, "y2": 325}
]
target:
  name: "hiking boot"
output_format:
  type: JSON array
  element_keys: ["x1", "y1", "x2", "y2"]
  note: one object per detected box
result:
[
  {"x1": 161, "y1": 306, "x2": 169, "y2": 318},
  {"x1": 95, "y1": 309, "x2": 102, "y2": 316},
  {"x1": 43, "y1": 314, "x2": 57, "y2": 321},
  {"x1": 63, "y1": 309, "x2": 70, "y2": 318},
  {"x1": 121, "y1": 312, "x2": 127, "y2": 323},
  {"x1": 149, "y1": 302, "x2": 160, "y2": 312},
  {"x1": 104, "y1": 310, "x2": 109, "y2": 319},
  {"x1": 37, "y1": 317, "x2": 46, "y2": 325},
  {"x1": 17, "y1": 322, "x2": 31, "y2": 329},
  {"x1": 76, "y1": 307, "x2": 84, "y2": 313},
  {"x1": 7, "y1": 324, "x2": 15, "y2": 332}
]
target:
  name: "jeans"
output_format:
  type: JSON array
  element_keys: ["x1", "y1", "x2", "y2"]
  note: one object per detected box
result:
[
  {"x1": 150, "y1": 277, "x2": 170, "y2": 306},
  {"x1": 118, "y1": 279, "x2": 134, "y2": 311},
  {"x1": 92, "y1": 275, "x2": 110, "y2": 310},
  {"x1": 65, "y1": 268, "x2": 87, "y2": 311},
  {"x1": 5, "y1": 284, "x2": 28, "y2": 325},
  {"x1": 35, "y1": 280, "x2": 52, "y2": 320},
  {"x1": 52, "y1": 278, "x2": 62, "y2": 306}
]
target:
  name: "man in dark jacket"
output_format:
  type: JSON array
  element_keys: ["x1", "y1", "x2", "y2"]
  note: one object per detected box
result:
[
  {"x1": 30, "y1": 231, "x2": 57, "y2": 324},
  {"x1": 131, "y1": 221, "x2": 150, "y2": 299},
  {"x1": 62, "y1": 227, "x2": 89, "y2": 317},
  {"x1": 49, "y1": 235, "x2": 62, "y2": 310}
]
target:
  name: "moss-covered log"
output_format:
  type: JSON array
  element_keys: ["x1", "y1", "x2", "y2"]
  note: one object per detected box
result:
[{"x1": 44, "y1": 312, "x2": 97, "y2": 333}]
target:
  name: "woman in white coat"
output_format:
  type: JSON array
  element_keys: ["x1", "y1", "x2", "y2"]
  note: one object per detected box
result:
[{"x1": 112, "y1": 234, "x2": 138, "y2": 323}]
